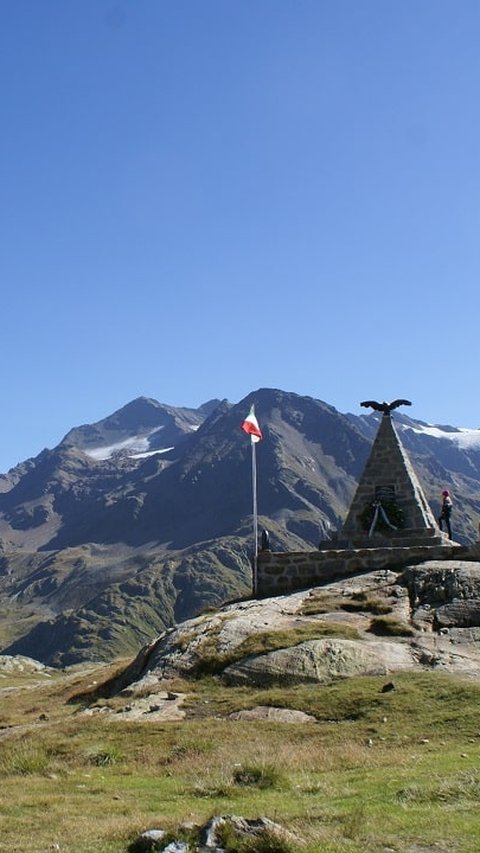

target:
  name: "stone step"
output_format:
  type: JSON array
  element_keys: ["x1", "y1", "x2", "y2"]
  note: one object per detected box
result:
[
  {"x1": 339, "y1": 529, "x2": 455, "y2": 549},
  {"x1": 349, "y1": 539, "x2": 452, "y2": 549}
]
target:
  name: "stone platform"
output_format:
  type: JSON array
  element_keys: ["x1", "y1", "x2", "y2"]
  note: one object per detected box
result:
[
  {"x1": 329, "y1": 527, "x2": 452, "y2": 550},
  {"x1": 256, "y1": 540, "x2": 471, "y2": 598}
]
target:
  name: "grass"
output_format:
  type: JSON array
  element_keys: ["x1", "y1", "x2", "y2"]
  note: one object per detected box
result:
[
  {"x1": 0, "y1": 743, "x2": 52, "y2": 775},
  {"x1": 301, "y1": 589, "x2": 393, "y2": 617},
  {"x1": 232, "y1": 762, "x2": 286, "y2": 789},
  {"x1": 396, "y1": 770, "x2": 480, "y2": 804},
  {"x1": 214, "y1": 821, "x2": 297, "y2": 853},
  {"x1": 345, "y1": 591, "x2": 393, "y2": 615},
  {"x1": 367, "y1": 616, "x2": 414, "y2": 637},
  {"x1": 87, "y1": 744, "x2": 125, "y2": 766},
  {"x1": 1, "y1": 664, "x2": 480, "y2": 851}
]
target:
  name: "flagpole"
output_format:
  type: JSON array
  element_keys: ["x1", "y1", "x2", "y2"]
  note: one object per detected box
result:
[
  {"x1": 240, "y1": 404, "x2": 262, "y2": 598},
  {"x1": 251, "y1": 436, "x2": 258, "y2": 597}
]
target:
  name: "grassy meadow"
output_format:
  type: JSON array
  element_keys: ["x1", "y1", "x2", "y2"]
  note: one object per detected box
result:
[{"x1": 1, "y1": 662, "x2": 480, "y2": 852}]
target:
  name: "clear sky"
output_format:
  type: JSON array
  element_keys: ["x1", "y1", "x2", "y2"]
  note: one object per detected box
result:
[{"x1": 1, "y1": 1, "x2": 479, "y2": 473}]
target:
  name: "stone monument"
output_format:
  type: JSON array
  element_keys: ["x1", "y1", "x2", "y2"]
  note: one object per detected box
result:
[{"x1": 341, "y1": 399, "x2": 448, "y2": 547}]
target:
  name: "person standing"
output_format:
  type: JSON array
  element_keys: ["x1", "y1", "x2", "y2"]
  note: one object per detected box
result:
[{"x1": 438, "y1": 490, "x2": 453, "y2": 539}]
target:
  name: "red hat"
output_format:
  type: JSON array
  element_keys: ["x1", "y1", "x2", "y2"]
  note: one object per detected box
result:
[{"x1": 442, "y1": 490, "x2": 450, "y2": 496}]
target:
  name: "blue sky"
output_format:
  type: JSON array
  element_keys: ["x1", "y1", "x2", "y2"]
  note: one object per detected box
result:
[{"x1": 1, "y1": 1, "x2": 479, "y2": 472}]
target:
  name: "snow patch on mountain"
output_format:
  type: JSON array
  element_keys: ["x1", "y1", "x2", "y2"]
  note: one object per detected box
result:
[
  {"x1": 85, "y1": 437, "x2": 152, "y2": 460},
  {"x1": 84, "y1": 426, "x2": 176, "y2": 461},
  {"x1": 130, "y1": 448, "x2": 174, "y2": 460},
  {"x1": 402, "y1": 423, "x2": 480, "y2": 450}
]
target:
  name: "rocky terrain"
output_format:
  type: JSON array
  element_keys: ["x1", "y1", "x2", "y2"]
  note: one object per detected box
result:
[{"x1": 92, "y1": 559, "x2": 480, "y2": 722}]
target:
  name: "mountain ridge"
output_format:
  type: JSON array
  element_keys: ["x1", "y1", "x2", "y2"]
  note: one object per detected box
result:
[{"x1": 1, "y1": 387, "x2": 480, "y2": 665}]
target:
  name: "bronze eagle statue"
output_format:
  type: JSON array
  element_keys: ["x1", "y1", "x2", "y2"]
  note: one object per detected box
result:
[{"x1": 360, "y1": 399, "x2": 412, "y2": 414}]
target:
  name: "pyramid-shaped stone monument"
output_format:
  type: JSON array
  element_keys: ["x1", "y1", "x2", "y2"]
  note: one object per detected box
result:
[{"x1": 341, "y1": 399, "x2": 447, "y2": 547}]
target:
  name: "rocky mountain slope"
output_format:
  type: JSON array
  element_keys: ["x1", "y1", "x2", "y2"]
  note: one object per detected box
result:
[{"x1": 1, "y1": 388, "x2": 480, "y2": 665}]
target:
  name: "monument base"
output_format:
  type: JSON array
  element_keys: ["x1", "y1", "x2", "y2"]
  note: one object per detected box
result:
[{"x1": 324, "y1": 527, "x2": 456, "y2": 550}]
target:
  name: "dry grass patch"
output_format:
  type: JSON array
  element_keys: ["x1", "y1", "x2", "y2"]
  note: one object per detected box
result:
[
  {"x1": 367, "y1": 617, "x2": 414, "y2": 637},
  {"x1": 301, "y1": 589, "x2": 393, "y2": 617}
]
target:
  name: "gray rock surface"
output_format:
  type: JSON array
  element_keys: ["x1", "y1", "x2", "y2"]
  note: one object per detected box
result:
[
  {"x1": 110, "y1": 561, "x2": 480, "y2": 697},
  {"x1": 82, "y1": 690, "x2": 186, "y2": 722},
  {"x1": 227, "y1": 706, "x2": 317, "y2": 723},
  {"x1": 198, "y1": 815, "x2": 299, "y2": 850},
  {"x1": 0, "y1": 654, "x2": 52, "y2": 674},
  {"x1": 222, "y1": 637, "x2": 415, "y2": 686}
]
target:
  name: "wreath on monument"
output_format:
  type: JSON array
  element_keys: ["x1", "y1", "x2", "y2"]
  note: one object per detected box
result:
[{"x1": 360, "y1": 499, "x2": 405, "y2": 535}]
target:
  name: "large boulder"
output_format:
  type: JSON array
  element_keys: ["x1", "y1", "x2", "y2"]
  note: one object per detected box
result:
[{"x1": 222, "y1": 637, "x2": 415, "y2": 686}]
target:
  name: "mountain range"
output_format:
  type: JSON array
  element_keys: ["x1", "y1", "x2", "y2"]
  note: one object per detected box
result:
[{"x1": 1, "y1": 388, "x2": 479, "y2": 666}]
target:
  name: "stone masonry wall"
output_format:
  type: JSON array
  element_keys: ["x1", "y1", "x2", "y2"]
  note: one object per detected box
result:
[{"x1": 257, "y1": 543, "x2": 474, "y2": 597}]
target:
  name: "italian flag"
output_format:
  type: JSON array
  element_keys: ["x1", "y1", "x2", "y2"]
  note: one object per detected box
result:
[{"x1": 241, "y1": 405, "x2": 263, "y2": 443}]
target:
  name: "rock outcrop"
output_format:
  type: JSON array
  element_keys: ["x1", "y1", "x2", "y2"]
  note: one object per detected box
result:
[
  {"x1": 131, "y1": 815, "x2": 300, "y2": 853},
  {"x1": 222, "y1": 637, "x2": 415, "y2": 686},
  {"x1": 108, "y1": 559, "x2": 480, "y2": 699}
]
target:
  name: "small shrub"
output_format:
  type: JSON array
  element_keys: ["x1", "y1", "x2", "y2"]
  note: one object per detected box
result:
[
  {"x1": 397, "y1": 771, "x2": 480, "y2": 804},
  {"x1": 397, "y1": 783, "x2": 424, "y2": 804},
  {"x1": 190, "y1": 781, "x2": 234, "y2": 798},
  {"x1": 243, "y1": 831, "x2": 295, "y2": 853},
  {"x1": 87, "y1": 745, "x2": 124, "y2": 766},
  {"x1": 234, "y1": 623, "x2": 361, "y2": 655},
  {"x1": 342, "y1": 803, "x2": 366, "y2": 839},
  {"x1": 0, "y1": 744, "x2": 51, "y2": 776},
  {"x1": 175, "y1": 630, "x2": 196, "y2": 652},
  {"x1": 302, "y1": 591, "x2": 392, "y2": 617},
  {"x1": 300, "y1": 594, "x2": 344, "y2": 615},
  {"x1": 191, "y1": 651, "x2": 233, "y2": 677},
  {"x1": 367, "y1": 617, "x2": 414, "y2": 637},
  {"x1": 217, "y1": 823, "x2": 295, "y2": 853},
  {"x1": 167, "y1": 735, "x2": 216, "y2": 763},
  {"x1": 343, "y1": 592, "x2": 393, "y2": 615},
  {"x1": 233, "y1": 763, "x2": 284, "y2": 789}
]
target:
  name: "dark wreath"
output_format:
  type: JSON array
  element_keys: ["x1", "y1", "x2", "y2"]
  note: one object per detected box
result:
[{"x1": 360, "y1": 499, "x2": 405, "y2": 533}]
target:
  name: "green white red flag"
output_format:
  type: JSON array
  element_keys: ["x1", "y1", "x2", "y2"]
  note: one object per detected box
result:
[{"x1": 241, "y1": 405, "x2": 262, "y2": 443}]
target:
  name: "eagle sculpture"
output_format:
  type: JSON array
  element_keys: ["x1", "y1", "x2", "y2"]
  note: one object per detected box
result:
[{"x1": 360, "y1": 399, "x2": 412, "y2": 414}]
